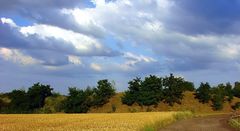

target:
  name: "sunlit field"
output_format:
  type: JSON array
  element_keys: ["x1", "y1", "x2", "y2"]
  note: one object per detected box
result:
[{"x1": 0, "y1": 112, "x2": 184, "y2": 131}]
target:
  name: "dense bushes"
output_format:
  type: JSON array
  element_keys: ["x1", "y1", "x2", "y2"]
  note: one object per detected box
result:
[
  {"x1": 1, "y1": 74, "x2": 240, "y2": 113},
  {"x1": 195, "y1": 82, "x2": 236, "y2": 110},
  {"x1": 92, "y1": 80, "x2": 116, "y2": 107},
  {"x1": 64, "y1": 79, "x2": 116, "y2": 113},
  {"x1": 0, "y1": 79, "x2": 115, "y2": 113},
  {"x1": 195, "y1": 82, "x2": 211, "y2": 104},
  {"x1": 2, "y1": 83, "x2": 53, "y2": 113},
  {"x1": 64, "y1": 87, "x2": 93, "y2": 113},
  {"x1": 122, "y1": 74, "x2": 191, "y2": 106}
]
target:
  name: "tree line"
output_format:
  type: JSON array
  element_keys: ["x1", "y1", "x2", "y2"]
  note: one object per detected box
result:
[
  {"x1": 0, "y1": 80, "x2": 115, "y2": 113},
  {"x1": 0, "y1": 74, "x2": 240, "y2": 113}
]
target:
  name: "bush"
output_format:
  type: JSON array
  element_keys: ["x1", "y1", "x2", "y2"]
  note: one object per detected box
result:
[
  {"x1": 122, "y1": 74, "x2": 187, "y2": 107},
  {"x1": 232, "y1": 102, "x2": 240, "y2": 110},
  {"x1": 28, "y1": 83, "x2": 53, "y2": 109},
  {"x1": 163, "y1": 74, "x2": 185, "y2": 106},
  {"x1": 233, "y1": 82, "x2": 240, "y2": 98},
  {"x1": 211, "y1": 89, "x2": 224, "y2": 111},
  {"x1": 64, "y1": 87, "x2": 93, "y2": 113},
  {"x1": 93, "y1": 80, "x2": 116, "y2": 107},
  {"x1": 41, "y1": 95, "x2": 66, "y2": 113},
  {"x1": 111, "y1": 104, "x2": 116, "y2": 112},
  {"x1": 195, "y1": 82, "x2": 211, "y2": 104}
]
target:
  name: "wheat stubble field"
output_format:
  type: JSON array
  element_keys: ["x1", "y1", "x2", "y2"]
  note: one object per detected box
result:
[{"x1": 0, "y1": 112, "x2": 184, "y2": 131}]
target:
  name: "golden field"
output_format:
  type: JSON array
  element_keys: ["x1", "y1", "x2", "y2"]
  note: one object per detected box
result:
[{"x1": 0, "y1": 112, "x2": 184, "y2": 131}]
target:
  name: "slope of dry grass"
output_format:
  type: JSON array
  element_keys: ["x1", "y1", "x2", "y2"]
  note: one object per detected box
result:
[{"x1": 90, "y1": 91, "x2": 240, "y2": 114}]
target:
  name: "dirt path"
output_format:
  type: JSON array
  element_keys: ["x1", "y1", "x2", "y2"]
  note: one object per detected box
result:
[{"x1": 159, "y1": 114, "x2": 237, "y2": 131}]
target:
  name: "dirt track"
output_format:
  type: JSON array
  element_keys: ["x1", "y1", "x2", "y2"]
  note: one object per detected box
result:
[{"x1": 159, "y1": 114, "x2": 237, "y2": 131}]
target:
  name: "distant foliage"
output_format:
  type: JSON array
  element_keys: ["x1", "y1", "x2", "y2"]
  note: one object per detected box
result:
[
  {"x1": 41, "y1": 94, "x2": 66, "y2": 113},
  {"x1": 224, "y1": 82, "x2": 234, "y2": 102},
  {"x1": 93, "y1": 80, "x2": 116, "y2": 107},
  {"x1": 233, "y1": 82, "x2": 240, "y2": 98},
  {"x1": 64, "y1": 79, "x2": 116, "y2": 113},
  {"x1": 195, "y1": 82, "x2": 235, "y2": 111},
  {"x1": 181, "y1": 81, "x2": 195, "y2": 92},
  {"x1": 162, "y1": 74, "x2": 185, "y2": 106},
  {"x1": 211, "y1": 86, "x2": 225, "y2": 111},
  {"x1": 64, "y1": 87, "x2": 93, "y2": 113},
  {"x1": 28, "y1": 83, "x2": 53, "y2": 110},
  {"x1": 8, "y1": 89, "x2": 30, "y2": 113},
  {"x1": 195, "y1": 82, "x2": 211, "y2": 104},
  {"x1": 122, "y1": 74, "x2": 190, "y2": 106},
  {"x1": 232, "y1": 102, "x2": 240, "y2": 110},
  {"x1": 121, "y1": 77, "x2": 142, "y2": 106},
  {"x1": 1, "y1": 76, "x2": 240, "y2": 113},
  {"x1": 4, "y1": 83, "x2": 53, "y2": 113}
]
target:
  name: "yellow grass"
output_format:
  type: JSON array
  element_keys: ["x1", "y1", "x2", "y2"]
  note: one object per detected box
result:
[
  {"x1": 90, "y1": 92, "x2": 240, "y2": 113},
  {"x1": 0, "y1": 112, "x2": 179, "y2": 131}
]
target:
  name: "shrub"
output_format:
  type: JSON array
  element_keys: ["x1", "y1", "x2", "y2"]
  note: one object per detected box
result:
[
  {"x1": 112, "y1": 104, "x2": 116, "y2": 112},
  {"x1": 232, "y1": 102, "x2": 240, "y2": 110},
  {"x1": 195, "y1": 82, "x2": 211, "y2": 104}
]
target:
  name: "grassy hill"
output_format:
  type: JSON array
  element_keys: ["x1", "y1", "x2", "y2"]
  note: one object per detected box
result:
[{"x1": 89, "y1": 91, "x2": 240, "y2": 114}]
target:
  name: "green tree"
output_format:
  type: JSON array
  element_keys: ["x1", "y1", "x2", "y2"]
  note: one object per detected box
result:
[
  {"x1": 181, "y1": 81, "x2": 195, "y2": 92},
  {"x1": 41, "y1": 94, "x2": 66, "y2": 113},
  {"x1": 8, "y1": 89, "x2": 30, "y2": 113},
  {"x1": 64, "y1": 87, "x2": 93, "y2": 113},
  {"x1": 138, "y1": 75, "x2": 163, "y2": 106},
  {"x1": 195, "y1": 82, "x2": 211, "y2": 104},
  {"x1": 122, "y1": 77, "x2": 142, "y2": 106},
  {"x1": 93, "y1": 79, "x2": 116, "y2": 107},
  {"x1": 27, "y1": 83, "x2": 53, "y2": 110},
  {"x1": 162, "y1": 74, "x2": 185, "y2": 106},
  {"x1": 224, "y1": 82, "x2": 233, "y2": 102},
  {"x1": 233, "y1": 81, "x2": 240, "y2": 98},
  {"x1": 211, "y1": 87, "x2": 225, "y2": 111}
]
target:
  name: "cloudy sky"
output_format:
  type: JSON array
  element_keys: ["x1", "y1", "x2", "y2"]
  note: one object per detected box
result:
[{"x1": 1, "y1": 0, "x2": 240, "y2": 93}]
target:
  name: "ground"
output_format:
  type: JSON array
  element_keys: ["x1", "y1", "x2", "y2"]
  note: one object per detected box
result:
[{"x1": 159, "y1": 114, "x2": 237, "y2": 131}]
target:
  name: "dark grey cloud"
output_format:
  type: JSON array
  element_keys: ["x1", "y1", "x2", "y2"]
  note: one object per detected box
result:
[
  {"x1": 164, "y1": 0, "x2": 240, "y2": 35},
  {"x1": 0, "y1": 0, "x2": 88, "y2": 11}
]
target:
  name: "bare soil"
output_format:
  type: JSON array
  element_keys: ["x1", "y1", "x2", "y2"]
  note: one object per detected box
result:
[{"x1": 159, "y1": 114, "x2": 237, "y2": 131}]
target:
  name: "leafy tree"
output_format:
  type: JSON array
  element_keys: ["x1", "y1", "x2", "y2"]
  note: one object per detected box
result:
[
  {"x1": 41, "y1": 94, "x2": 66, "y2": 113},
  {"x1": 211, "y1": 87, "x2": 225, "y2": 111},
  {"x1": 162, "y1": 74, "x2": 185, "y2": 106},
  {"x1": 232, "y1": 102, "x2": 240, "y2": 110},
  {"x1": 0, "y1": 94, "x2": 9, "y2": 113},
  {"x1": 195, "y1": 82, "x2": 211, "y2": 104},
  {"x1": 122, "y1": 74, "x2": 188, "y2": 106},
  {"x1": 181, "y1": 81, "x2": 195, "y2": 92},
  {"x1": 93, "y1": 79, "x2": 116, "y2": 107},
  {"x1": 224, "y1": 82, "x2": 233, "y2": 102},
  {"x1": 233, "y1": 81, "x2": 240, "y2": 98},
  {"x1": 8, "y1": 89, "x2": 30, "y2": 113},
  {"x1": 64, "y1": 87, "x2": 93, "y2": 113},
  {"x1": 122, "y1": 77, "x2": 142, "y2": 106},
  {"x1": 27, "y1": 83, "x2": 53, "y2": 110},
  {"x1": 138, "y1": 75, "x2": 163, "y2": 106}
]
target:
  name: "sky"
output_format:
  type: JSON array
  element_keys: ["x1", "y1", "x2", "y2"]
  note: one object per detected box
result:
[{"x1": 1, "y1": 0, "x2": 240, "y2": 93}]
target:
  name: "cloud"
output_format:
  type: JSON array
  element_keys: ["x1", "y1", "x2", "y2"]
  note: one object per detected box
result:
[
  {"x1": 20, "y1": 23, "x2": 118, "y2": 56},
  {"x1": 0, "y1": 17, "x2": 120, "y2": 66},
  {"x1": 90, "y1": 63, "x2": 102, "y2": 72},
  {"x1": 68, "y1": 55, "x2": 82, "y2": 65},
  {"x1": 1, "y1": 0, "x2": 240, "y2": 92},
  {"x1": 163, "y1": 0, "x2": 240, "y2": 35},
  {"x1": 0, "y1": 47, "x2": 42, "y2": 65}
]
